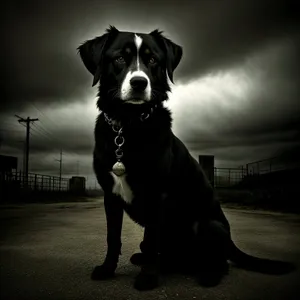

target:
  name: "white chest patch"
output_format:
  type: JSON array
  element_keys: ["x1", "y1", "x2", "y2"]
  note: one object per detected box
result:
[{"x1": 110, "y1": 172, "x2": 134, "y2": 204}]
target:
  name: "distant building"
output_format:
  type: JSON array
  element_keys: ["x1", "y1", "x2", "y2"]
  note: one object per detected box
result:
[
  {"x1": 69, "y1": 176, "x2": 86, "y2": 194},
  {"x1": 0, "y1": 155, "x2": 19, "y2": 194},
  {"x1": 0, "y1": 155, "x2": 18, "y2": 173}
]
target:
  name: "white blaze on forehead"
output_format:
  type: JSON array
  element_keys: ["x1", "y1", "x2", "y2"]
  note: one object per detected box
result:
[
  {"x1": 134, "y1": 34, "x2": 143, "y2": 50},
  {"x1": 134, "y1": 34, "x2": 143, "y2": 70}
]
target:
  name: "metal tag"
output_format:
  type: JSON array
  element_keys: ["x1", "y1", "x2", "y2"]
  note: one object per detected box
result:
[{"x1": 112, "y1": 161, "x2": 126, "y2": 176}]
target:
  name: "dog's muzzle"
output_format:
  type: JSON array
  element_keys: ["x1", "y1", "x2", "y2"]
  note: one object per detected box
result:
[
  {"x1": 121, "y1": 71, "x2": 151, "y2": 104},
  {"x1": 125, "y1": 76, "x2": 149, "y2": 104}
]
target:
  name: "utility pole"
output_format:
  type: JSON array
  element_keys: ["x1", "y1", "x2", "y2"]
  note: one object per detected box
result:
[
  {"x1": 15, "y1": 115, "x2": 39, "y2": 183},
  {"x1": 55, "y1": 149, "x2": 62, "y2": 191}
]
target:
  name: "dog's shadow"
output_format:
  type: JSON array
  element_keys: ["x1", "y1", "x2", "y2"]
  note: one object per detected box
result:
[{"x1": 111, "y1": 263, "x2": 232, "y2": 289}]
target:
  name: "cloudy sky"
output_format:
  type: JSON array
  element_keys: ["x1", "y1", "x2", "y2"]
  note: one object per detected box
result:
[{"x1": 1, "y1": 0, "x2": 299, "y2": 187}]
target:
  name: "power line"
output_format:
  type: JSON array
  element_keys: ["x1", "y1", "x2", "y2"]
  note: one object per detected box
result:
[
  {"x1": 28, "y1": 119, "x2": 80, "y2": 158},
  {"x1": 26, "y1": 104, "x2": 93, "y2": 176},
  {"x1": 29, "y1": 106, "x2": 83, "y2": 158},
  {"x1": 30, "y1": 123, "x2": 56, "y2": 143}
]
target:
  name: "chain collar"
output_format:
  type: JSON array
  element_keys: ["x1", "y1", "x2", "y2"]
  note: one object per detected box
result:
[
  {"x1": 103, "y1": 104, "x2": 158, "y2": 176},
  {"x1": 103, "y1": 104, "x2": 157, "y2": 128}
]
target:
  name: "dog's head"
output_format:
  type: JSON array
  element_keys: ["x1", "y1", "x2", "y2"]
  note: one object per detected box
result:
[{"x1": 78, "y1": 26, "x2": 182, "y2": 115}]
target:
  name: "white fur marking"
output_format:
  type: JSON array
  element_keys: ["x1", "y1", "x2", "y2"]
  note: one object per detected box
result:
[
  {"x1": 134, "y1": 34, "x2": 143, "y2": 49},
  {"x1": 120, "y1": 70, "x2": 151, "y2": 101},
  {"x1": 134, "y1": 34, "x2": 143, "y2": 70},
  {"x1": 110, "y1": 172, "x2": 133, "y2": 204}
]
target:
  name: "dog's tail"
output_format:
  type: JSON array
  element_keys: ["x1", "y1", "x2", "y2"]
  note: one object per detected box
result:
[{"x1": 229, "y1": 240, "x2": 296, "y2": 275}]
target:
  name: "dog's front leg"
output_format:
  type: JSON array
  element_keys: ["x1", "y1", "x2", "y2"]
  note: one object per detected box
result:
[{"x1": 91, "y1": 193, "x2": 123, "y2": 280}]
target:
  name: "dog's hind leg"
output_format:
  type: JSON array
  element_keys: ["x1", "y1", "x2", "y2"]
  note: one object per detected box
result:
[
  {"x1": 194, "y1": 220, "x2": 231, "y2": 287},
  {"x1": 133, "y1": 197, "x2": 168, "y2": 290},
  {"x1": 131, "y1": 226, "x2": 194, "y2": 275},
  {"x1": 133, "y1": 225, "x2": 161, "y2": 290}
]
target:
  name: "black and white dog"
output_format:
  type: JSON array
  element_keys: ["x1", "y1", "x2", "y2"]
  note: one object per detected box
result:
[{"x1": 78, "y1": 26, "x2": 295, "y2": 291}]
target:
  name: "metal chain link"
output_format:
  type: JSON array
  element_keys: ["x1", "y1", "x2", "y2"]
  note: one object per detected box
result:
[
  {"x1": 103, "y1": 105, "x2": 157, "y2": 162},
  {"x1": 103, "y1": 113, "x2": 124, "y2": 161},
  {"x1": 114, "y1": 128, "x2": 124, "y2": 160}
]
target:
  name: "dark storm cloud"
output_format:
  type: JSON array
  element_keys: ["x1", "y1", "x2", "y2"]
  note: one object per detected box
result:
[
  {"x1": 1, "y1": 0, "x2": 299, "y2": 179},
  {"x1": 2, "y1": 0, "x2": 299, "y2": 113},
  {"x1": 3, "y1": 52, "x2": 88, "y2": 111},
  {"x1": 173, "y1": 0, "x2": 300, "y2": 82}
]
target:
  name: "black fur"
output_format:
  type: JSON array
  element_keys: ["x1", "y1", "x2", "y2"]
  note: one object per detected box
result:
[{"x1": 78, "y1": 27, "x2": 295, "y2": 291}]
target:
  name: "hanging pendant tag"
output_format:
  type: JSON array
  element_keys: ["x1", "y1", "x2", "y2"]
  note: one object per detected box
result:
[{"x1": 112, "y1": 161, "x2": 126, "y2": 176}]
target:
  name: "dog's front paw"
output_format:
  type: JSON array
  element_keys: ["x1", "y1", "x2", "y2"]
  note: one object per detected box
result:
[
  {"x1": 91, "y1": 264, "x2": 116, "y2": 280},
  {"x1": 134, "y1": 268, "x2": 159, "y2": 291}
]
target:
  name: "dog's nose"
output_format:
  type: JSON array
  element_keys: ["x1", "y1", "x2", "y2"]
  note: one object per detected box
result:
[{"x1": 130, "y1": 76, "x2": 148, "y2": 91}]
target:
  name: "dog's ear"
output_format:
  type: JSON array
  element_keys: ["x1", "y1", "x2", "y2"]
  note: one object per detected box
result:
[
  {"x1": 150, "y1": 29, "x2": 182, "y2": 83},
  {"x1": 77, "y1": 26, "x2": 119, "y2": 86}
]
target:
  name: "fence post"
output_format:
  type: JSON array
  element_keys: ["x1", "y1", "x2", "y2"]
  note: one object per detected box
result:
[
  {"x1": 213, "y1": 167, "x2": 216, "y2": 188},
  {"x1": 34, "y1": 174, "x2": 37, "y2": 191}
]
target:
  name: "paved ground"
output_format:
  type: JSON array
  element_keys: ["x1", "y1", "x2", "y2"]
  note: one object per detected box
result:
[{"x1": 1, "y1": 199, "x2": 300, "y2": 300}]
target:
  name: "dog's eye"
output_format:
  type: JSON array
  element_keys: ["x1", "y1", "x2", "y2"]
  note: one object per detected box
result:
[
  {"x1": 115, "y1": 56, "x2": 125, "y2": 64},
  {"x1": 149, "y1": 57, "x2": 156, "y2": 65}
]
